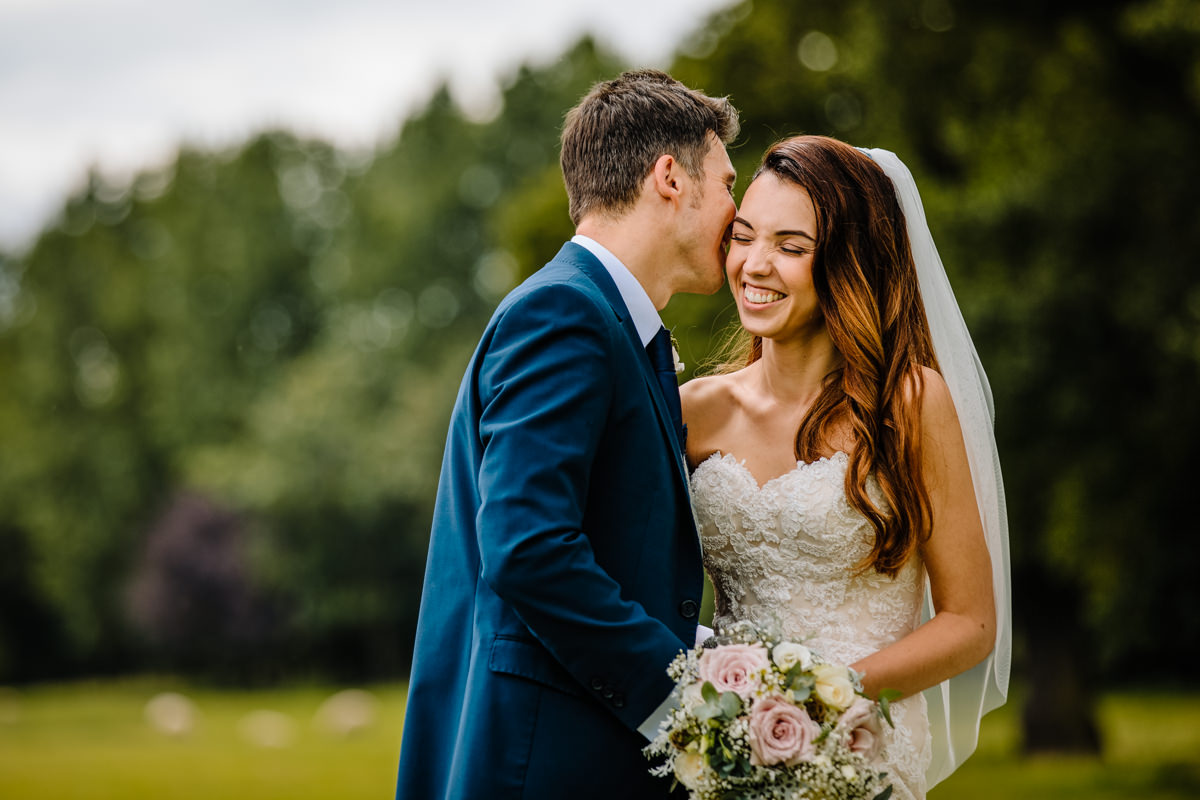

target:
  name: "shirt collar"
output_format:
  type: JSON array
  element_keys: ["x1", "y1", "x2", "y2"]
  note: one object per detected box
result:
[{"x1": 571, "y1": 234, "x2": 663, "y2": 347}]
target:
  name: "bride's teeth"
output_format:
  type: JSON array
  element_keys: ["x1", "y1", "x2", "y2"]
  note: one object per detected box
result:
[{"x1": 745, "y1": 288, "x2": 785, "y2": 304}]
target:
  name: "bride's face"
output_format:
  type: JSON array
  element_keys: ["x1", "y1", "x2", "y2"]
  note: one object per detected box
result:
[{"x1": 727, "y1": 173, "x2": 822, "y2": 342}]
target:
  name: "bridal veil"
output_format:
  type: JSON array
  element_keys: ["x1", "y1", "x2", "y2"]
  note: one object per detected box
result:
[{"x1": 859, "y1": 147, "x2": 1013, "y2": 787}]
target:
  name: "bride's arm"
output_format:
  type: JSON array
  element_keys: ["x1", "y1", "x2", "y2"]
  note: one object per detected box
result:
[{"x1": 852, "y1": 368, "x2": 996, "y2": 699}]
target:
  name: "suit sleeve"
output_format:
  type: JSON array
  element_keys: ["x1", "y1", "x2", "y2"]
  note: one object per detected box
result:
[{"x1": 475, "y1": 282, "x2": 684, "y2": 731}]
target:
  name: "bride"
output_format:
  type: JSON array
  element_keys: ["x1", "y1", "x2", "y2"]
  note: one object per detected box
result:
[{"x1": 681, "y1": 135, "x2": 1011, "y2": 799}]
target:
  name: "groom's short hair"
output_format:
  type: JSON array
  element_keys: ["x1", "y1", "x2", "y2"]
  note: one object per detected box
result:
[{"x1": 560, "y1": 70, "x2": 739, "y2": 225}]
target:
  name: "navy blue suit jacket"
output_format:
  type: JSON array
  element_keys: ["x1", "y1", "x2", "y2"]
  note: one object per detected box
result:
[{"x1": 395, "y1": 242, "x2": 702, "y2": 799}]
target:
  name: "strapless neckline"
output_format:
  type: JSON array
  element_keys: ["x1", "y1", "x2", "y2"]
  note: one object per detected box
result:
[{"x1": 694, "y1": 450, "x2": 849, "y2": 492}]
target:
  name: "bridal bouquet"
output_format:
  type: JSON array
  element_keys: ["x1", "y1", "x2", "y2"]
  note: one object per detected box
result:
[{"x1": 644, "y1": 626, "x2": 896, "y2": 800}]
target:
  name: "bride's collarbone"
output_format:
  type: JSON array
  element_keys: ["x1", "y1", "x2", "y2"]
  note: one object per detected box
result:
[{"x1": 707, "y1": 420, "x2": 852, "y2": 468}]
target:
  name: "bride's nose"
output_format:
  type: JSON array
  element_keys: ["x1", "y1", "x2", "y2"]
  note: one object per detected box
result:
[{"x1": 740, "y1": 243, "x2": 773, "y2": 277}]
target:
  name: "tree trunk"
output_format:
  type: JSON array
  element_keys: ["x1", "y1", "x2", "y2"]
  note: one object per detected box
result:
[{"x1": 1018, "y1": 564, "x2": 1102, "y2": 754}]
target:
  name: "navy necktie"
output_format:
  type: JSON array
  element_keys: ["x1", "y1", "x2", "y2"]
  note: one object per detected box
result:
[{"x1": 647, "y1": 326, "x2": 686, "y2": 450}]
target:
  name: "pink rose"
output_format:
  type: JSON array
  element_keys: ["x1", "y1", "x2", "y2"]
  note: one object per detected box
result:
[
  {"x1": 835, "y1": 698, "x2": 884, "y2": 762},
  {"x1": 698, "y1": 643, "x2": 769, "y2": 698},
  {"x1": 747, "y1": 694, "x2": 820, "y2": 767}
]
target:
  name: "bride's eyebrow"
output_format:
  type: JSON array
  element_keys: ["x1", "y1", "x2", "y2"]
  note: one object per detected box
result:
[
  {"x1": 732, "y1": 217, "x2": 815, "y2": 242},
  {"x1": 776, "y1": 229, "x2": 815, "y2": 241}
]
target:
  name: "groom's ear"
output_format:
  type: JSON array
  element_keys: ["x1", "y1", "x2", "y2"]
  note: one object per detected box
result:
[{"x1": 650, "y1": 153, "x2": 684, "y2": 204}]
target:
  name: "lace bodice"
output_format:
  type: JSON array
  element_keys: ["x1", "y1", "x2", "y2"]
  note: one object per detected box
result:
[{"x1": 691, "y1": 451, "x2": 932, "y2": 799}]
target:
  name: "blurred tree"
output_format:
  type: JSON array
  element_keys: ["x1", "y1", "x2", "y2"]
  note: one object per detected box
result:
[
  {"x1": 0, "y1": 135, "x2": 329, "y2": 674},
  {"x1": 126, "y1": 492, "x2": 279, "y2": 680},
  {"x1": 0, "y1": 522, "x2": 67, "y2": 681}
]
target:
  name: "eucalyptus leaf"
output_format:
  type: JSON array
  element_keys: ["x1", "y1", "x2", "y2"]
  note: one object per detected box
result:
[
  {"x1": 789, "y1": 672, "x2": 814, "y2": 703},
  {"x1": 878, "y1": 689, "x2": 902, "y2": 729},
  {"x1": 719, "y1": 690, "x2": 743, "y2": 719},
  {"x1": 790, "y1": 673, "x2": 815, "y2": 691}
]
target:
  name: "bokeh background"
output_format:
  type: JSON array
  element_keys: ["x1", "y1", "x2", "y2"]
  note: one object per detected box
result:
[{"x1": 1, "y1": 0, "x2": 1198, "y2": 797}]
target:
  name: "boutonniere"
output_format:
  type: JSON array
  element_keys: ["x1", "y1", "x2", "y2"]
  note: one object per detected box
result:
[{"x1": 670, "y1": 333, "x2": 685, "y2": 374}]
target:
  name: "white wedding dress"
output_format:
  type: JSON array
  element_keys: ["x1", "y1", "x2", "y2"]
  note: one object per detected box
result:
[{"x1": 691, "y1": 450, "x2": 932, "y2": 800}]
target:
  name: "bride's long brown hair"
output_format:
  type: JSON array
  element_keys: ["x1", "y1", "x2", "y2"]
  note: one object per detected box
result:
[{"x1": 726, "y1": 136, "x2": 940, "y2": 576}]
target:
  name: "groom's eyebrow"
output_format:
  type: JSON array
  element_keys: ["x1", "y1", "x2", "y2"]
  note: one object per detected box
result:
[
  {"x1": 732, "y1": 217, "x2": 816, "y2": 241},
  {"x1": 719, "y1": 169, "x2": 737, "y2": 194}
]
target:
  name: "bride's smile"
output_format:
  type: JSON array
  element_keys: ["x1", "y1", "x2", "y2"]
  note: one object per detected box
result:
[{"x1": 741, "y1": 282, "x2": 787, "y2": 305}]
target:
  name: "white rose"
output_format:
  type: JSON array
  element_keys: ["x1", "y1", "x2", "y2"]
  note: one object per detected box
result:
[
  {"x1": 673, "y1": 750, "x2": 709, "y2": 790},
  {"x1": 771, "y1": 642, "x2": 813, "y2": 672},
  {"x1": 812, "y1": 663, "x2": 856, "y2": 710}
]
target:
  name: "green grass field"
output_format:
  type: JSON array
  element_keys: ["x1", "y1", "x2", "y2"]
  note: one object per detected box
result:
[
  {"x1": 932, "y1": 691, "x2": 1200, "y2": 799},
  {"x1": 0, "y1": 679, "x2": 1197, "y2": 799},
  {"x1": 0, "y1": 679, "x2": 407, "y2": 800}
]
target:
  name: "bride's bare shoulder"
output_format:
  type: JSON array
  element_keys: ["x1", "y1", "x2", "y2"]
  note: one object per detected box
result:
[
  {"x1": 681, "y1": 372, "x2": 744, "y2": 469},
  {"x1": 681, "y1": 369, "x2": 755, "y2": 462},
  {"x1": 680, "y1": 371, "x2": 742, "y2": 420}
]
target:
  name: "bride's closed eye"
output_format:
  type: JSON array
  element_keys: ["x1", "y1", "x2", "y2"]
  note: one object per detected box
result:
[{"x1": 728, "y1": 233, "x2": 808, "y2": 256}]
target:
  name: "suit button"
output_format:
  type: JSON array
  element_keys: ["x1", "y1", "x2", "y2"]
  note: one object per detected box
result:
[
  {"x1": 679, "y1": 599, "x2": 699, "y2": 619},
  {"x1": 613, "y1": 694, "x2": 625, "y2": 708},
  {"x1": 590, "y1": 677, "x2": 604, "y2": 691},
  {"x1": 602, "y1": 687, "x2": 615, "y2": 699}
]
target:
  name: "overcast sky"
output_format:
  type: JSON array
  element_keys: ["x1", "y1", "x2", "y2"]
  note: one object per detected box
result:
[{"x1": 0, "y1": 0, "x2": 731, "y2": 251}]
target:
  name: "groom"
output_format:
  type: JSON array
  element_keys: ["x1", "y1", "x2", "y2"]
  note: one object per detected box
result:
[{"x1": 395, "y1": 70, "x2": 738, "y2": 799}]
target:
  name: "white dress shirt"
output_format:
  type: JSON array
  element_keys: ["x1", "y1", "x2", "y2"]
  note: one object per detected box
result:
[{"x1": 571, "y1": 234, "x2": 662, "y2": 346}]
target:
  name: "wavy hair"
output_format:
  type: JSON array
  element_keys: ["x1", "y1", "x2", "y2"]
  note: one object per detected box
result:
[{"x1": 728, "y1": 136, "x2": 940, "y2": 576}]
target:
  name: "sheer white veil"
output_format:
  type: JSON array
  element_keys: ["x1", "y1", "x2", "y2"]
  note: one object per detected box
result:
[{"x1": 858, "y1": 147, "x2": 1012, "y2": 786}]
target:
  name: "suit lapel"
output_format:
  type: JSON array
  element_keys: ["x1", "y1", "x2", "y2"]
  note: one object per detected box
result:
[{"x1": 553, "y1": 243, "x2": 692, "y2": 496}]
